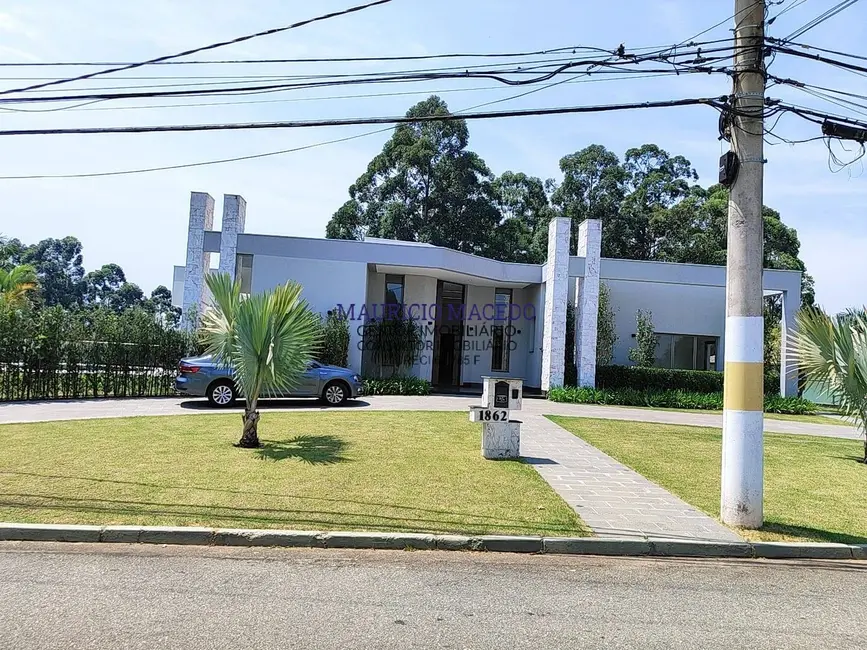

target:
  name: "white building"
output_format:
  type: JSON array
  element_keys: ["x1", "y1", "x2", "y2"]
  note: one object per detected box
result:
[{"x1": 174, "y1": 192, "x2": 801, "y2": 396}]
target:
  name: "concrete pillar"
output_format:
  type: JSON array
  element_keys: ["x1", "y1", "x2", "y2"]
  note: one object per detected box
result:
[
  {"x1": 218, "y1": 194, "x2": 247, "y2": 280},
  {"x1": 540, "y1": 217, "x2": 571, "y2": 391},
  {"x1": 574, "y1": 219, "x2": 602, "y2": 387},
  {"x1": 181, "y1": 192, "x2": 215, "y2": 330},
  {"x1": 779, "y1": 289, "x2": 800, "y2": 398}
]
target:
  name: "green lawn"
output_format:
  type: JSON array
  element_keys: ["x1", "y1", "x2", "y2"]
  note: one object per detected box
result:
[
  {"x1": 0, "y1": 411, "x2": 587, "y2": 537},
  {"x1": 549, "y1": 416, "x2": 867, "y2": 544},
  {"x1": 593, "y1": 405, "x2": 849, "y2": 427}
]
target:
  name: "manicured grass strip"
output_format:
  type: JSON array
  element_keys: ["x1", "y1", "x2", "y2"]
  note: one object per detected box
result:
[
  {"x1": 0, "y1": 411, "x2": 587, "y2": 537},
  {"x1": 548, "y1": 415, "x2": 867, "y2": 544}
]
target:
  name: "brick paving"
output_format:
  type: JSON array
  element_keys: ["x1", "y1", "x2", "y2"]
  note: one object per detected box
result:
[{"x1": 519, "y1": 413, "x2": 743, "y2": 542}]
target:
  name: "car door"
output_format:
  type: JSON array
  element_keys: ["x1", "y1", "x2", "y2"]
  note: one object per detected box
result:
[{"x1": 289, "y1": 361, "x2": 322, "y2": 397}]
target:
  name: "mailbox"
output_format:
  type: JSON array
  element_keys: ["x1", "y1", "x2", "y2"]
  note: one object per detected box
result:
[{"x1": 481, "y1": 376, "x2": 523, "y2": 412}]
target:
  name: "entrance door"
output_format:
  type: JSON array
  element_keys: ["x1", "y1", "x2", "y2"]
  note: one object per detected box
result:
[
  {"x1": 432, "y1": 281, "x2": 465, "y2": 388},
  {"x1": 703, "y1": 340, "x2": 718, "y2": 371}
]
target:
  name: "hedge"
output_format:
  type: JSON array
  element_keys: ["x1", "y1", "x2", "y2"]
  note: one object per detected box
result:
[
  {"x1": 362, "y1": 376, "x2": 431, "y2": 396},
  {"x1": 595, "y1": 365, "x2": 781, "y2": 396},
  {"x1": 548, "y1": 386, "x2": 818, "y2": 415}
]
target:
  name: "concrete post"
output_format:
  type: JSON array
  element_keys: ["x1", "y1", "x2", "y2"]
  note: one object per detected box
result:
[
  {"x1": 574, "y1": 219, "x2": 602, "y2": 387},
  {"x1": 540, "y1": 217, "x2": 571, "y2": 391},
  {"x1": 779, "y1": 289, "x2": 800, "y2": 398},
  {"x1": 721, "y1": 0, "x2": 766, "y2": 529},
  {"x1": 181, "y1": 192, "x2": 215, "y2": 330},
  {"x1": 218, "y1": 194, "x2": 247, "y2": 280}
]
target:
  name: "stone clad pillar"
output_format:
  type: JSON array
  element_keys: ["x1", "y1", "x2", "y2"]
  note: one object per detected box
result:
[
  {"x1": 181, "y1": 192, "x2": 215, "y2": 330},
  {"x1": 574, "y1": 219, "x2": 602, "y2": 387},
  {"x1": 218, "y1": 194, "x2": 247, "y2": 280},
  {"x1": 779, "y1": 288, "x2": 800, "y2": 397},
  {"x1": 541, "y1": 217, "x2": 571, "y2": 391}
]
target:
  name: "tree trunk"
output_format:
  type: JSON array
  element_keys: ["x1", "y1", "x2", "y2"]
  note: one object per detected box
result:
[{"x1": 237, "y1": 408, "x2": 261, "y2": 448}]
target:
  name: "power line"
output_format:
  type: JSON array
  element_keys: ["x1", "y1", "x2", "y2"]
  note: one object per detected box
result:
[
  {"x1": 768, "y1": 43, "x2": 867, "y2": 76},
  {"x1": 773, "y1": 38, "x2": 867, "y2": 63},
  {"x1": 0, "y1": 46, "x2": 741, "y2": 105},
  {"x1": 0, "y1": 96, "x2": 724, "y2": 137},
  {"x1": 0, "y1": 38, "x2": 737, "y2": 68},
  {"x1": 0, "y1": 0, "x2": 395, "y2": 96},
  {"x1": 782, "y1": 0, "x2": 862, "y2": 42}
]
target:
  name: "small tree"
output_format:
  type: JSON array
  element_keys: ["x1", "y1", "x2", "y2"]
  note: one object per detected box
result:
[
  {"x1": 628, "y1": 309, "x2": 657, "y2": 367},
  {"x1": 318, "y1": 309, "x2": 350, "y2": 367},
  {"x1": 791, "y1": 307, "x2": 867, "y2": 462},
  {"x1": 200, "y1": 273, "x2": 321, "y2": 448},
  {"x1": 596, "y1": 281, "x2": 617, "y2": 365}
]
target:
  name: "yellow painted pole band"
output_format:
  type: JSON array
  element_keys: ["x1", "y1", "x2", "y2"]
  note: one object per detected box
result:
[{"x1": 723, "y1": 361, "x2": 764, "y2": 411}]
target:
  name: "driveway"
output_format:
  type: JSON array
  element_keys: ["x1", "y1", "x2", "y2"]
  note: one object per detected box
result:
[{"x1": 0, "y1": 394, "x2": 860, "y2": 440}]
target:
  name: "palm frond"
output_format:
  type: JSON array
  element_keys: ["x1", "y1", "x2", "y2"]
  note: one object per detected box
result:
[{"x1": 199, "y1": 273, "x2": 321, "y2": 408}]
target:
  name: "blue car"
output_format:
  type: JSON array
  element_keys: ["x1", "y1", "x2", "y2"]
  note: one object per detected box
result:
[{"x1": 175, "y1": 355, "x2": 364, "y2": 407}]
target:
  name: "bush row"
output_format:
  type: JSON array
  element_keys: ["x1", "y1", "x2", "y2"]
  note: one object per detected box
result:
[
  {"x1": 594, "y1": 365, "x2": 781, "y2": 396},
  {"x1": 362, "y1": 376, "x2": 431, "y2": 396},
  {"x1": 548, "y1": 386, "x2": 817, "y2": 415}
]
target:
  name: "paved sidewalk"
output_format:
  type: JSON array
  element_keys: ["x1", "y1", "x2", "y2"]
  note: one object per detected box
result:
[
  {"x1": 0, "y1": 394, "x2": 859, "y2": 440},
  {"x1": 520, "y1": 413, "x2": 743, "y2": 541}
]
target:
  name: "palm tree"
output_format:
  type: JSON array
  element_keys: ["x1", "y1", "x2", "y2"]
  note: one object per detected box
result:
[
  {"x1": 200, "y1": 272, "x2": 321, "y2": 448},
  {"x1": 0, "y1": 264, "x2": 38, "y2": 308},
  {"x1": 791, "y1": 307, "x2": 867, "y2": 462}
]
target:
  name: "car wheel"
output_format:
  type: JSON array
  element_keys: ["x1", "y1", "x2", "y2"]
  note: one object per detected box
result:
[
  {"x1": 322, "y1": 381, "x2": 348, "y2": 406},
  {"x1": 207, "y1": 380, "x2": 237, "y2": 407}
]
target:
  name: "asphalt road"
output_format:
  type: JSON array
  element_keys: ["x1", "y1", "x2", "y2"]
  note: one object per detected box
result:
[{"x1": 1, "y1": 543, "x2": 864, "y2": 649}]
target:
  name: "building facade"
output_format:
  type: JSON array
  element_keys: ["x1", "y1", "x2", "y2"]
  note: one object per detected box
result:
[{"x1": 174, "y1": 192, "x2": 801, "y2": 396}]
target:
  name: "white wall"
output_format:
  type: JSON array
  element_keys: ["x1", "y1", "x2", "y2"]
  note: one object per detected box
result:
[
  {"x1": 251, "y1": 255, "x2": 368, "y2": 372},
  {"x1": 607, "y1": 279, "x2": 726, "y2": 369}
]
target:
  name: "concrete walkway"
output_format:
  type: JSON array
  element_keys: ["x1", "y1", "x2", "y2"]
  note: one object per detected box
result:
[
  {"x1": 520, "y1": 413, "x2": 743, "y2": 541},
  {"x1": 0, "y1": 395, "x2": 860, "y2": 440}
]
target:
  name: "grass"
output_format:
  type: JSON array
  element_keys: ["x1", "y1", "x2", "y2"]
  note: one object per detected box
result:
[
  {"x1": 627, "y1": 406, "x2": 849, "y2": 427},
  {"x1": 549, "y1": 415, "x2": 867, "y2": 544},
  {"x1": 0, "y1": 411, "x2": 587, "y2": 537}
]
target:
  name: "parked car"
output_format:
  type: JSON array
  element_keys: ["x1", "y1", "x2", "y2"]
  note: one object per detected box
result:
[{"x1": 175, "y1": 355, "x2": 363, "y2": 407}]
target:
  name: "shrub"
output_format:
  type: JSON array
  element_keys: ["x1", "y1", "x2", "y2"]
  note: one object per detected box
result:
[
  {"x1": 764, "y1": 394, "x2": 817, "y2": 415},
  {"x1": 596, "y1": 364, "x2": 783, "y2": 396},
  {"x1": 362, "y1": 376, "x2": 431, "y2": 396},
  {"x1": 317, "y1": 309, "x2": 350, "y2": 367},
  {"x1": 596, "y1": 365, "x2": 724, "y2": 393},
  {"x1": 549, "y1": 385, "x2": 818, "y2": 415}
]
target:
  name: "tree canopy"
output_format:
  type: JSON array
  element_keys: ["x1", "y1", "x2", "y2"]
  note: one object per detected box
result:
[
  {"x1": 326, "y1": 96, "x2": 813, "y2": 305},
  {"x1": 0, "y1": 235, "x2": 181, "y2": 322}
]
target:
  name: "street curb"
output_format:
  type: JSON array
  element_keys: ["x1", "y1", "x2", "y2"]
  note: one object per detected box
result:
[{"x1": 0, "y1": 524, "x2": 865, "y2": 560}]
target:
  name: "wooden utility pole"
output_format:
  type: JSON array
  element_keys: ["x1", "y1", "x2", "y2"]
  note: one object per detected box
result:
[{"x1": 721, "y1": 0, "x2": 766, "y2": 529}]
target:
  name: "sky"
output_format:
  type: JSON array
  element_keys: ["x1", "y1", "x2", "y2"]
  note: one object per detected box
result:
[{"x1": 0, "y1": 0, "x2": 865, "y2": 313}]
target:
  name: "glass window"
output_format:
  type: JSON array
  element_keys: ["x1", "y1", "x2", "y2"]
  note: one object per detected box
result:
[
  {"x1": 235, "y1": 254, "x2": 253, "y2": 294},
  {"x1": 385, "y1": 274, "x2": 404, "y2": 306},
  {"x1": 491, "y1": 289, "x2": 512, "y2": 372},
  {"x1": 649, "y1": 333, "x2": 720, "y2": 370},
  {"x1": 672, "y1": 335, "x2": 695, "y2": 370},
  {"x1": 654, "y1": 334, "x2": 673, "y2": 369}
]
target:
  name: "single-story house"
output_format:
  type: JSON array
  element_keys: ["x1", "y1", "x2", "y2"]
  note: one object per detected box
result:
[{"x1": 173, "y1": 192, "x2": 801, "y2": 396}]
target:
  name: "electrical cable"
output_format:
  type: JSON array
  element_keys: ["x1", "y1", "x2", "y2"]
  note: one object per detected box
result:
[
  {"x1": 0, "y1": 46, "x2": 743, "y2": 105},
  {"x1": 0, "y1": 73, "x2": 677, "y2": 179},
  {"x1": 781, "y1": 0, "x2": 862, "y2": 42},
  {"x1": 0, "y1": 96, "x2": 724, "y2": 137},
  {"x1": 0, "y1": 0, "x2": 395, "y2": 96}
]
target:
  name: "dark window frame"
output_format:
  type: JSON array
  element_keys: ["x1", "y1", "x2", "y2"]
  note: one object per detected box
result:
[{"x1": 491, "y1": 288, "x2": 513, "y2": 372}]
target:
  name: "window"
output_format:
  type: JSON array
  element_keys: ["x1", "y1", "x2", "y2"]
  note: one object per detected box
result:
[
  {"x1": 385, "y1": 274, "x2": 404, "y2": 306},
  {"x1": 491, "y1": 288, "x2": 512, "y2": 372},
  {"x1": 235, "y1": 254, "x2": 253, "y2": 294},
  {"x1": 652, "y1": 333, "x2": 719, "y2": 370}
]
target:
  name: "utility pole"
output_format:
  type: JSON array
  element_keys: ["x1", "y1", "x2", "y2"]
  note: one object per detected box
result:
[{"x1": 721, "y1": 0, "x2": 766, "y2": 529}]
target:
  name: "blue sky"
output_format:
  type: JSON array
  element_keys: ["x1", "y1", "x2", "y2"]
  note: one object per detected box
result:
[{"x1": 0, "y1": 0, "x2": 865, "y2": 312}]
